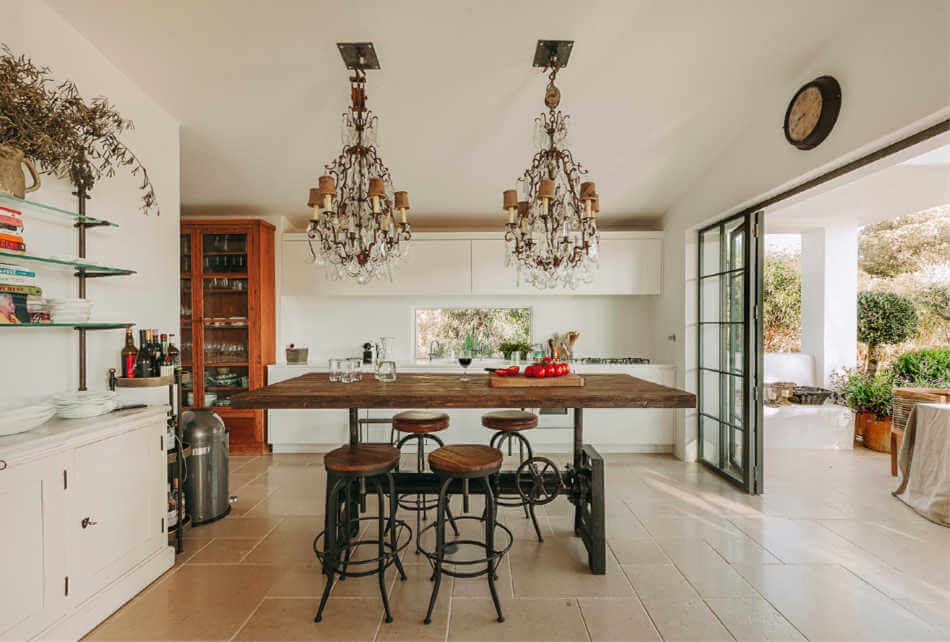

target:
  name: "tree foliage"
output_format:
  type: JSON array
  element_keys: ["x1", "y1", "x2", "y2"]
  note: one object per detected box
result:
[
  {"x1": 763, "y1": 251, "x2": 801, "y2": 352},
  {"x1": 857, "y1": 291, "x2": 918, "y2": 374},
  {"x1": 859, "y1": 208, "x2": 950, "y2": 278}
]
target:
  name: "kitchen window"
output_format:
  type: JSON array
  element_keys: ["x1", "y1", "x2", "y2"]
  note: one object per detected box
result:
[{"x1": 414, "y1": 307, "x2": 532, "y2": 359}]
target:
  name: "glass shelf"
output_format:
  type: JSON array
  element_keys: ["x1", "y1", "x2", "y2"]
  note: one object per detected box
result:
[
  {"x1": 0, "y1": 193, "x2": 118, "y2": 227},
  {"x1": 0, "y1": 250, "x2": 135, "y2": 276},
  {"x1": 0, "y1": 322, "x2": 133, "y2": 330}
]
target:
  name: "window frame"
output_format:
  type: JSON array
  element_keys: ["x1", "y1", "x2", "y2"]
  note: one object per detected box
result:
[{"x1": 411, "y1": 305, "x2": 535, "y2": 360}]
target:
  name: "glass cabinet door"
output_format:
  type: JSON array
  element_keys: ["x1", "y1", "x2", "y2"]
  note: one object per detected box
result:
[
  {"x1": 201, "y1": 232, "x2": 249, "y2": 408},
  {"x1": 180, "y1": 233, "x2": 195, "y2": 407}
]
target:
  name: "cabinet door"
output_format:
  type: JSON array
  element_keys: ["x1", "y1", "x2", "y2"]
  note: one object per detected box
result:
[
  {"x1": 472, "y1": 237, "x2": 662, "y2": 295},
  {"x1": 0, "y1": 455, "x2": 67, "y2": 638},
  {"x1": 70, "y1": 423, "x2": 165, "y2": 601},
  {"x1": 283, "y1": 239, "x2": 472, "y2": 295}
]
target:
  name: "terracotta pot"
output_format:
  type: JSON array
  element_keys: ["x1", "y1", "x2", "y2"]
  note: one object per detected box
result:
[
  {"x1": 0, "y1": 144, "x2": 41, "y2": 198},
  {"x1": 863, "y1": 416, "x2": 892, "y2": 453},
  {"x1": 854, "y1": 411, "x2": 871, "y2": 441}
]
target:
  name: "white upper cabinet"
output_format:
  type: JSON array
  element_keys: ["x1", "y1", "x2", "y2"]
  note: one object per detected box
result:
[
  {"x1": 282, "y1": 232, "x2": 661, "y2": 296},
  {"x1": 471, "y1": 236, "x2": 661, "y2": 295},
  {"x1": 283, "y1": 239, "x2": 471, "y2": 296}
]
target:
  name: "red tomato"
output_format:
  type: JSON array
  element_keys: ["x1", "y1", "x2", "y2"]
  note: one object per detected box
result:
[
  {"x1": 558, "y1": 363, "x2": 569, "y2": 376},
  {"x1": 524, "y1": 365, "x2": 536, "y2": 377},
  {"x1": 545, "y1": 365, "x2": 557, "y2": 378},
  {"x1": 506, "y1": 365, "x2": 520, "y2": 375},
  {"x1": 494, "y1": 369, "x2": 508, "y2": 376},
  {"x1": 535, "y1": 365, "x2": 547, "y2": 378}
]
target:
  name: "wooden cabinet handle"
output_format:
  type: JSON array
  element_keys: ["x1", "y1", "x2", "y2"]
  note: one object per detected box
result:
[{"x1": 81, "y1": 517, "x2": 98, "y2": 529}]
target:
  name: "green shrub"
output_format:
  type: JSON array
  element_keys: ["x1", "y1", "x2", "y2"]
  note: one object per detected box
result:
[
  {"x1": 857, "y1": 291, "x2": 919, "y2": 374},
  {"x1": 831, "y1": 368, "x2": 895, "y2": 418},
  {"x1": 892, "y1": 348, "x2": 950, "y2": 387}
]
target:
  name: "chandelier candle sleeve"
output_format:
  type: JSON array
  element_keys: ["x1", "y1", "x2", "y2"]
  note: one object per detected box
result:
[{"x1": 503, "y1": 189, "x2": 518, "y2": 223}]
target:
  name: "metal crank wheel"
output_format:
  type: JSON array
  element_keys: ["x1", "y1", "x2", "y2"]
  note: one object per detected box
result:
[{"x1": 515, "y1": 456, "x2": 563, "y2": 506}]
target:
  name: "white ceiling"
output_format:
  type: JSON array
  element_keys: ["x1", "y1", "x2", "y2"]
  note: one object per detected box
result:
[{"x1": 47, "y1": 0, "x2": 874, "y2": 229}]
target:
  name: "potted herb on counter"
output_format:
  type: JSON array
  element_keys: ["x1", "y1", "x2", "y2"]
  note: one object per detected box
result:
[{"x1": 498, "y1": 339, "x2": 532, "y2": 361}]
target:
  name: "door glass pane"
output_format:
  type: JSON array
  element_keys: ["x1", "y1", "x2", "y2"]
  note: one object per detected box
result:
[
  {"x1": 700, "y1": 416, "x2": 721, "y2": 467},
  {"x1": 724, "y1": 374, "x2": 743, "y2": 429},
  {"x1": 726, "y1": 272, "x2": 744, "y2": 323},
  {"x1": 181, "y1": 234, "x2": 191, "y2": 275},
  {"x1": 700, "y1": 227, "x2": 721, "y2": 276},
  {"x1": 701, "y1": 370, "x2": 720, "y2": 416},
  {"x1": 701, "y1": 324, "x2": 720, "y2": 370},
  {"x1": 204, "y1": 364, "x2": 249, "y2": 408},
  {"x1": 700, "y1": 276, "x2": 721, "y2": 322},
  {"x1": 725, "y1": 218, "x2": 745, "y2": 271},
  {"x1": 725, "y1": 322, "x2": 744, "y2": 374}
]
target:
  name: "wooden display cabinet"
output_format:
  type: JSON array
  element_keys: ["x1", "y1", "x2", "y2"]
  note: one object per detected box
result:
[{"x1": 180, "y1": 219, "x2": 276, "y2": 453}]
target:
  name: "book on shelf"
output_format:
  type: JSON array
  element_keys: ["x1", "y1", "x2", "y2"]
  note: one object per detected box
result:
[
  {"x1": 0, "y1": 214, "x2": 23, "y2": 233},
  {"x1": 0, "y1": 284, "x2": 42, "y2": 296},
  {"x1": 0, "y1": 238, "x2": 25, "y2": 252},
  {"x1": 0, "y1": 263, "x2": 35, "y2": 279}
]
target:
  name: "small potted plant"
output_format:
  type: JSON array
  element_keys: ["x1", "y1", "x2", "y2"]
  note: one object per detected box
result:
[
  {"x1": 498, "y1": 339, "x2": 532, "y2": 361},
  {"x1": 832, "y1": 368, "x2": 894, "y2": 448}
]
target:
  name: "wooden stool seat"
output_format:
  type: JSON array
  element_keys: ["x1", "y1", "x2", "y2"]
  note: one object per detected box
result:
[
  {"x1": 481, "y1": 410, "x2": 538, "y2": 431},
  {"x1": 324, "y1": 445, "x2": 400, "y2": 476},
  {"x1": 393, "y1": 410, "x2": 450, "y2": 434},
  {"x1": 429, "y1": 445, "x2": 503, "y2": 477}
]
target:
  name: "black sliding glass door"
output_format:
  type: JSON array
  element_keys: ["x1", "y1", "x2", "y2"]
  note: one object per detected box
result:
[{"x1": 697, "y1": 211, "x2": 764, "y2": 494}]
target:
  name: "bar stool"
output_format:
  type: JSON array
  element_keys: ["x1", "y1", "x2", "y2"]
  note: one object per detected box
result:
[
  {"x1": 420, "y1": 445, "x2": 513, "y2": 625},
  {"x1": 313, "y1": 445, "x2": 410, "y2": 624},
  {"x1": 483, "y1": 410, "x2": 544, "y2": 541},
  {"x1": 391, "y1": 411, "x2": 459, "y2": 550}
]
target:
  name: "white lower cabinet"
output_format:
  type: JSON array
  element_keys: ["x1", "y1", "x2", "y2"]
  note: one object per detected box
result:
[
  {"x1": 0, "y1": 408, "x2": 173, "y2": 641},
  {"x1": 0, "y1": 453, "x2": 68, "y2": 639}
]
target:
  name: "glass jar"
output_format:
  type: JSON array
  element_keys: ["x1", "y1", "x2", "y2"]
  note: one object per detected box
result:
[{"x1": 328, "y1": 358, "x2": 344, "y2": 382}]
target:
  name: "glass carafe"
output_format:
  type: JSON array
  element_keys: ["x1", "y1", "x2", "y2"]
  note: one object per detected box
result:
[{"x1": 375, "y1": 336, "x2": 395, "y2": 380}]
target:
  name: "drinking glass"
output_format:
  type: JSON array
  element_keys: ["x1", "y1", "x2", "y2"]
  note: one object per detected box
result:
[
  {"x1": 458, "y1": 351, "x2": 473, "y2": 382},
  {"x1": 376, "y1": 360, "x2": 397, "y2": 382},
  {"x1": 347, "y1": 358, "x2": 362, "y2": 382},
  {"x1": 339, "y1": 358, "x2": 355, "y2": 383},
  {"x1": 329, "y1": 358, "x2": 344, "y2": 382}
]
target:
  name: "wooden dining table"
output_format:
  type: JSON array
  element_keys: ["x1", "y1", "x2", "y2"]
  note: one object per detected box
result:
[{"x1": 231, "y1": 372, "x2": 696, "y2": 574}]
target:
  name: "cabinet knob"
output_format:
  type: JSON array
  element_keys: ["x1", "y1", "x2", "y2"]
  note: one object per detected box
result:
[
  {"x1": 0, "y1": 460, "x2": 6, "y2": 471},
  {"x1": 81, "y1": 517, "x2": 98, "y2": 529}
]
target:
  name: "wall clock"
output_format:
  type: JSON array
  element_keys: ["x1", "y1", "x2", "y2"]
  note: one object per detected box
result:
[{"x1": 783, "y1": 75, "x2": 841, "y2": 150}]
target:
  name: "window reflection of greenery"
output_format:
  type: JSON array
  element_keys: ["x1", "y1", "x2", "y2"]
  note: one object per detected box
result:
[{"x1": 415, "y1": 308, "x2": 531, "y2": 359}]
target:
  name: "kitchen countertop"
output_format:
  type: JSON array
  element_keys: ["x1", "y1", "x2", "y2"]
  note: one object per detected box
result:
[
  {"x1": 0, "y1": 406, "x2": 168, "y2": 463},
  {"x1": 271, "y1": 360, "x2": 672, "y2": 372}
]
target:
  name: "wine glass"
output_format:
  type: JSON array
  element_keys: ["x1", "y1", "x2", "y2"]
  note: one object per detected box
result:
[{"x1": 458, "y1": 350, "x2": 473, "y2": 382}]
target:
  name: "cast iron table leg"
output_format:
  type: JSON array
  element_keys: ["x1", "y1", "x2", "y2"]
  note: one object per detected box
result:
[{"x1": 573, "y1": 408, "x2": 606, "y2": 575}]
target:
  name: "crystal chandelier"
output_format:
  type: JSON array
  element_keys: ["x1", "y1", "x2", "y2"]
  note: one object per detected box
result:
[
  {"x1": 306, "y1": 43, "x2": 411, "y2": 284},
  {"x1": 502, "y1": 40, "x2": 600, "y2": 290}
]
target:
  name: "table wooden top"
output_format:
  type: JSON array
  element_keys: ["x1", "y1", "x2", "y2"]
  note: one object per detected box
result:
[{"x1": 230, "y1": 373, "x2": 696, "y2": 410}]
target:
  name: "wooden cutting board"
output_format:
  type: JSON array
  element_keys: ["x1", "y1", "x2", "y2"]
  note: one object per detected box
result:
[{"x1": 489, "y1": 374, "x2": 585, "y2": 388}]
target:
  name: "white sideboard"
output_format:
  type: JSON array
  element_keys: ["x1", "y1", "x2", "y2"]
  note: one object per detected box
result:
[
  {"x1": 266, "y1": 362, "x2": 676, "y2": 453},
  {"x1": 0, "y1": 407, "x2": 173, "y2": 641},
  {"x1": 282, "y1": 231, "x2": 663, "y2": 297}
]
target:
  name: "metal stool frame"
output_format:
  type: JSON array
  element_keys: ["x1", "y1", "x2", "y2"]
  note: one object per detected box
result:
[
  {"x1": 313, "y1": 471, "x2": 410, "y2": 624},
  {"x1": 394, "y1": 431, "x2": 460, "y2": 551},
  {"x1": 488, "y1": 429, "x2": 544, "y2": 542}
]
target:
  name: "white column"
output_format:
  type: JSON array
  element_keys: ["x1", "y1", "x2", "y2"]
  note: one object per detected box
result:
[{"x1": 800, "y1": 222, "x2": 858, "y2": 387}]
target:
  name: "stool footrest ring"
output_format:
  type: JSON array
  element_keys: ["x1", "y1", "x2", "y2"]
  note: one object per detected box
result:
[
  {"x1": 416, "y1": 515, "x2": 513, "y2": 579},
  {"x1": 313, "y1": 517, "x2": 411, "y2": 578}
]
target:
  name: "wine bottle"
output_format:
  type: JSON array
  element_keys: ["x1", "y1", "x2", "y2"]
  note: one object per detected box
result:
[
  {"x1": 121, "y1": 328, "x2": 138, "y2": 378},
  {"x1": 136, "y1": 329, "x2": 151, "y2": 377},
  {"x1": 168, "y1": 333, "x2": 181, "y2": 366}
]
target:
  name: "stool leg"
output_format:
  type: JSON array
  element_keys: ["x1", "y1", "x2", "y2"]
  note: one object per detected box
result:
[
  {"x1": 386, "y1": 472, "x2": 407, "y2": 581},
  {"x1": 428, "y1": 434, "x2": 460, "y2": 536},
  {"x1": 373, "y1": 477, "x2": 394, "y2": 624},
  {"x1": 339, "y1": 479, "x2": 356, "y2": 580},
  {"x1": 483, "y1": 475, "x2": 505, "y2": 623},
  {"x1": 315, "y1": 477, "x2": 344, "y2": 623},
  {"x1": 424, "y1": 477, "x2": 452, "y2": 625}
]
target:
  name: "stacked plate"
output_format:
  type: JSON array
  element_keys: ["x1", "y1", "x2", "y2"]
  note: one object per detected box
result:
[
  {"x1": 48, "y1": 298, "x2": 93, "y2": 323},
  {"x1": 51, "y1": 391, "x2": 118, "y2": 419},
  {"x1": 0, "y1": 400, "x2": 56, "y2": 437}
]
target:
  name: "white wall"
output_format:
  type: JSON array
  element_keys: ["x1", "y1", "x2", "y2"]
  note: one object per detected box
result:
[
  {"x1": 0, "y1": 0, "x2": 180, "y2": 402},
  {"x1": 280, "y1": 294, "x2": 656, "y2": 365},
  {"x1": 654, "y1": 1, "x2": 950, "y2": 460}
]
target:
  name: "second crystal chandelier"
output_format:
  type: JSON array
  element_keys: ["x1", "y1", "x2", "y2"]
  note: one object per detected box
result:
[
  {"x1": 306, "y1": 43, "x2": 411, "y2": 284},
  {"x1": 502, "y1": 40, "x2": 600, "y2": 290}
]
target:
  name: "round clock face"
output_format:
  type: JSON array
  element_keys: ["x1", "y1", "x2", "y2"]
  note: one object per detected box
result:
[
  {"x1": 787, "y1": 86, "x2": 823, "y2": 143},
  {"x1": 783, "y1": 76, "x2": 841, "y2": 150}
]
